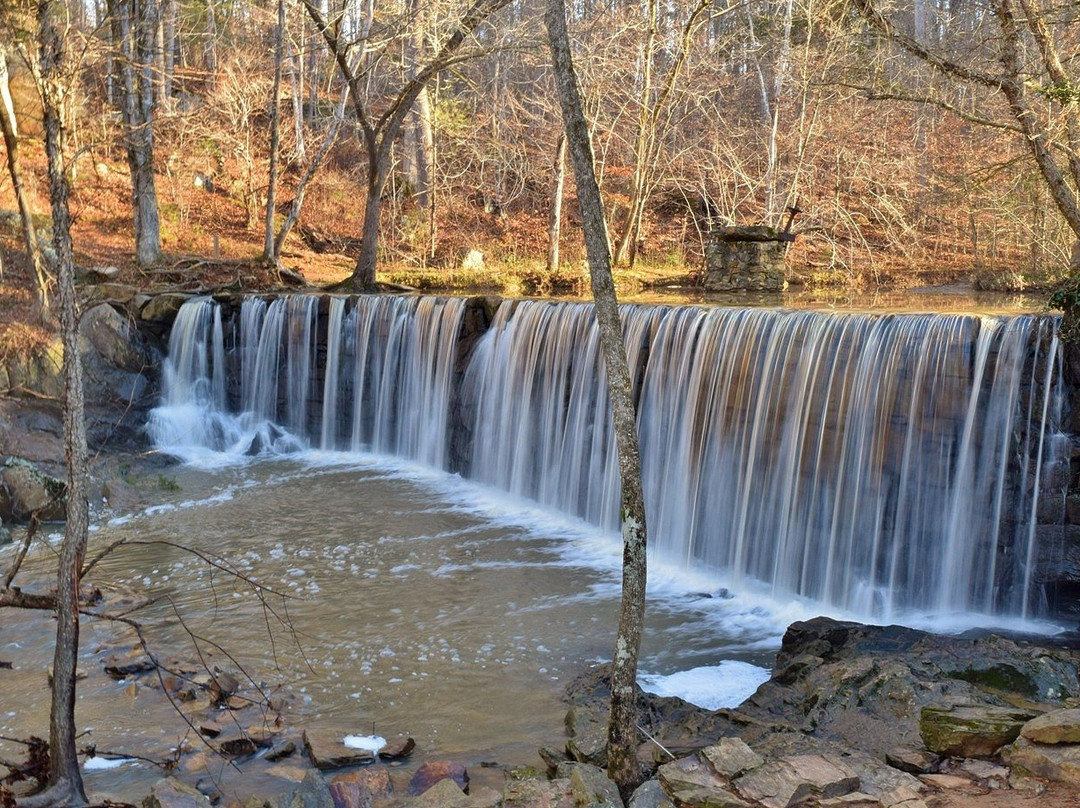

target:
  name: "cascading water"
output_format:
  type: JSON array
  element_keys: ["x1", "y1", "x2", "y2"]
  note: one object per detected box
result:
[{"x1": 151, "y1": 294, "x2": 1065, "y2": 621}]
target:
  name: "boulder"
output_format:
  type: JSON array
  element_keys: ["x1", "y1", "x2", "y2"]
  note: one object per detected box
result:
[
  {"x1": 303, "y1": 731, "x2": 376, "y2": 770},
  {"x1": 701, "y1": 739, "x2": 764, "y2": 779},
  {"x1": 80, "y1": 303, "x2": 148, "y2": 374},
  {"x1": 883, "y1": 748, "x2": 938, "y2": 776},
  {"x1": 658, "y1": 755, "x2": 730, "y2": 796},
  {"x1": 628, "y1": 780, "x2": 672, "y2": 808},
  {"x1": 330, "y1": 767, "x2": 392, "y2": 801},
  {"x1": 0, "y1": 457, "x2": 66, "y2": 523},
  {"x1": 565, "y1": 705, "x2": 609, "y2": 766},
  {"x1": 143, "y1": 777, "x2": 213, "y2": 808},
  {"x1": 1002, "y1": 736, "x2": 1080, "y2": 787},
  {"x1": 407, "y1": 761, "x2": 469, "y2": 797},
  {"x1": 412, "y1": 778, "x2": 472, "y2": 808},
  {"x1": 1020, "y1": 708, "x2": 1080, "y2": 744},
  {"x1": 919, "y1": 705, "x2": 1035, "y2": 758},
  {"x1": 568, "y1": 763, "x2": 623, "y2": 808},
  {"x1": 502, "y1": 778, "x2": 574, "y2": 808},
  {"x1": 141, "y1": 293, "x2": 192, "y2": 326},
  {"x1": 245, "y1": 767, "x2": 333, "y2": 808},
  {"x1": 732, "y1": 754, "x2": 860, "y2": 808}
]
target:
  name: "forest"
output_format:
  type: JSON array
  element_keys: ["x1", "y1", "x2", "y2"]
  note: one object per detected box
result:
[{"x1": 2, "y1": 0, "x2": 1080, "y2": 316}]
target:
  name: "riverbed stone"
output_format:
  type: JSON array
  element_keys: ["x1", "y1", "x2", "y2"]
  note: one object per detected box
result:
[
  {"x1": 411, "y1": 778, "x2": 473, "y2": 808},
  {"x1": 628, "y1": 779, "x2": 672, "y2": 808},
  {"x1": 0, "y1": 456, "x2": 66, "y2": 522},
  {"x1": 1002, "y1": 736, "x2": 1080, "y2": 787},
  {"x1": 1020, "y1": 708, "x2": 1080, "y2": 744},
  {"x1": 701, "y1": 739, "x2": 764, "y2": 779},
  {"x1": 919, "y1": 705, "x2": 1035, "y2": 758},
  {"x1": 566, "y1": 705, "x2": 609, "y2": 766},
  {"x1": 658, "y1": 754, "x2": 730, "y2": 795},
  {"x1": 144, "y1": 777, "x2": 213, "y2": 808},
  {"x1": 568, "y1": 763, "x2": 623, "y2": 808},
  {"x1": 883, "y1": 748, "x2": 938, "y2": 775},
  {"x1": 304, "y1": 731, "x2": 376, "y2": 770},
  {"x1": 407, "y1": 761, "x2": 470, "y2": 796},
  {"x1": 732, "y1": 754, "x2": 860, "y2": 808},
  {"x1": 502, "y1": 777, "x2": 574, "y2": 808},
  {"x1": 246, "y1": 767, "x2": 334, "y2": 808}
]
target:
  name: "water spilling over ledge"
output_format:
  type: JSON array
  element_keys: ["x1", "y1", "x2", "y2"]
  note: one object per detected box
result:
[{"x1": 149, "y1": 294, "x2": 1068, "y2": 623}]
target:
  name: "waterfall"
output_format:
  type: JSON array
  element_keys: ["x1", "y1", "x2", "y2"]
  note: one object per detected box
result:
[{"x1": 151, "y1": 294, "x2": 1065, "y2": 619}]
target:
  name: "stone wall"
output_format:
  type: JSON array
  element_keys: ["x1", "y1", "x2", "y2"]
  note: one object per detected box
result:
[{"x1": 704, "y1": 226, "x2": 789, "y2": 293}]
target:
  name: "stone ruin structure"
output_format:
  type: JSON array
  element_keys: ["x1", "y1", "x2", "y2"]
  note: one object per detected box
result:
[{"x1": 704, "y1": 225, "x2": 792, "y2": 293}]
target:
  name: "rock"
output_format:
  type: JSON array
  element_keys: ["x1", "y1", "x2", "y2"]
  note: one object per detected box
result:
[
  {"x1": 815, "y1": 795, "x2": 883, "y2": 808},
  {"x1": 916, "y1": 774, "x2": 969, "y2": 790},
  {"x1": 407, "y1": 761, "x2": 470, "y2": 797},
  {"x1": 1021, "y1": 708, "x2": 1080, "y2": 744},
  {"x1": 143, "y1": 777, "x2": 213, "y2": 808},
  {"x1": 732, "y1": 754, "x2": 860, "y2": 808},
  {"x1": 666, "y1": 787, "x2": 752, "y2": 808},
  {"x1": 919, "y1": 705, "x2": 1035, "y2": 758},
  {"x1": 1002, "y1": 736, "x2": 1080, "y2": 787},
  {"x1": 879, "y1": 786, "x2": 926, "y2": 808},
  {"x1": 566, "y1": 705, "x2": 609, "y2": 767},
  {"x1": 304, "y1": 731, "x2": 377, "y2": 770},
  {"x1": 957, "y1": 759, "x2": 1008, "y2": 788},
  {"x1": 329, "y1": 767, "x2": 393, "y2": 808},
  {"x1": 248, "y1": 768, "x2": 334, "y2": 808},
  {"x1": 141, "y1": 293, "x2": 192, "y2": 326},
  {"x1": 658, "y1": 755, "x2": 730, "y2": 795},
  {"x1": 502, "y1": 778, "x2": 574, "y2": 808},
  {"x1": 461, "y1": 249, "x2": 485, "y2": 271},
  {"x1": 378, "y1": 736, "x2": 416, "y2": 761},
  {"x1": 0, "y1": 457, "x2": 66, "y2": 523},
  {"x1": 80, "y1": 303, "x2": 148, "y2": 373},
  {"x1": 701, "y1": 739, "x2": 764, "y2": 779},
  {"x1": 883, "y1": 748, "x2": 938, "y2": 775},
  {"x1": 628, "y1": 780, "x2": 672, "y2": 808},
  {"x1": 412, "y1": 778, "x2": 472, "y2": 808},
  {"x1": 568, "y1": 763, "x2": 623, "y2": 808},
  {"x1": 469, "y1": 786, "x2": 503, "y2": 808},
  {"x1": 266, "y1": 739, "x2": 298, "y2": 761},
  {"x1": 219, "y1": 737, "x2": 261, "y2": 757}
]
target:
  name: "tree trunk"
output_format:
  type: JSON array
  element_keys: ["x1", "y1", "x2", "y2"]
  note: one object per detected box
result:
[
  {"x1": 264, "y1": 0, "x2": 285, "y2": 264},
  {"x1": 0, "y1": 47, "x2": 50, "y2": 312},
  {"x1": 28, "y1": 3, "x2": 91, "y2": 805},
  {"x1": 287, "y1": 40, "x2": 305, "y2": 162},
  {"x1": 547, "y1": 134, "x2": 566, "y2": 272},
  {"x1": 116, "y1": 0, "x2": 162, "y2": 267},
  {"x1": 353, "y1": 156, "x2": 385, "y2": 291},
  {"x1": 544, "y1": 0, "x2": 648, "y2": 796}
]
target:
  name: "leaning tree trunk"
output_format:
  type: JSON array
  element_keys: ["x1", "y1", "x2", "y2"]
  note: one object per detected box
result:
[
  {"x1": 0, "y1": 47, "x2": 50, "y2": 313},
  {"x1": 26, "y1": 2, "x2": 91, "y2": 806},
  {"x1": 545, "y1": 0, "x2": 648, "y2": 796}
]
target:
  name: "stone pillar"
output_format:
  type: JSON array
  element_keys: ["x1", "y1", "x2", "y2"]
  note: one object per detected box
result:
[{"x1": 704, "y1": 226, "x2": 789, "y2": 292}]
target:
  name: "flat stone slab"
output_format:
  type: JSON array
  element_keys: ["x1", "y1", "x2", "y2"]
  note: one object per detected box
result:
[
  {"x1": 303, "y1": 730, "x2": 376, "y2": 770},
  {"x1": 702, "y1": 739, "x2": 765, "y2": 779},
  {"x1": 1021, "y1": 708, "x2": 1080, "y2": 744},
  {"x1": 733, "y1": 754, "x2": 860, "y2": 808},
  {"x1": 659, "y1": 755, "x2": 730, "y2": 794},
  {"x1": 919, "y1": 705, "x2": 1034, "y2": 758}
]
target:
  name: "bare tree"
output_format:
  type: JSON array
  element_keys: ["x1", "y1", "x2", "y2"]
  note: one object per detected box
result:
[
  {"x1": 264, "y1": 0, "x2": 286, "y2": 266},
  {"x1": 545, "y1": 0, "x2": 649, "y2": 795},
  {"x1": 302, "y1": 0, "x2": 514, "y2": 291},
  {"x1": 0, "y1": 43, "x2": 51, "y2": 312}
]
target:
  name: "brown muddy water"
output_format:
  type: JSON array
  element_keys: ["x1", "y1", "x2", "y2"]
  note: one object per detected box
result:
[{"x1": 0, "y1": 455, "x2": 788, "y2": 801}]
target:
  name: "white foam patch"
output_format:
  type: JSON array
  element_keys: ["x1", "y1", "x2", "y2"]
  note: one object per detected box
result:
[
  {"x1": 83, "y1": 757, "x2": 135, "y2": 770},
  {"x1": 639, "y1": 661, "x2": 772, "y2": 710},
  {"x1": 343, "y1": 734, "x2": 386, "y2": 753}
]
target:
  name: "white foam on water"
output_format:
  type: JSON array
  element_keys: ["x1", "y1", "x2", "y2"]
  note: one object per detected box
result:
[
  {"x1": 83, "y1": 757, "x2": 135, "y2": 771},
  {"x1": 639, "y1": 661, "x2": 772, "y2": 710},
  {"x1": 343, "y1": 734, "x2": 386, "y2": 753}
]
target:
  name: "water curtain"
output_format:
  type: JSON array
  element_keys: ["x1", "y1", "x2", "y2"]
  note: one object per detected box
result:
[{"x1": 152, "y1": 295, "x2": 1064, "y2": 619}]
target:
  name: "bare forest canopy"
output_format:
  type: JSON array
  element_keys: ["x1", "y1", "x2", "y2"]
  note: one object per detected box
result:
[{"x1": 2, "y1": 0, "x2": 1080, "y2": 297}]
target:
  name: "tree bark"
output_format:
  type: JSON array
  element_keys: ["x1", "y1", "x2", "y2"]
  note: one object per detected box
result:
[
  {"x1": 0, "y1": 46, "x2": 51, "y2": 312},
  {"x1": 544, "y1": 0, "x2": 648, "y2": 796},
  {"x1": 114, "y1": 0, "x2": 162, "y2": 267},
  {"x1": 546, "y1": 134, "x2": 566, "y2": 272},
  {"x1": 28, "y1": 2, "x2": 91, "y2": 805},
  {"x1": 264, "y1": 0, "x2": 285, "y2": 264}
]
